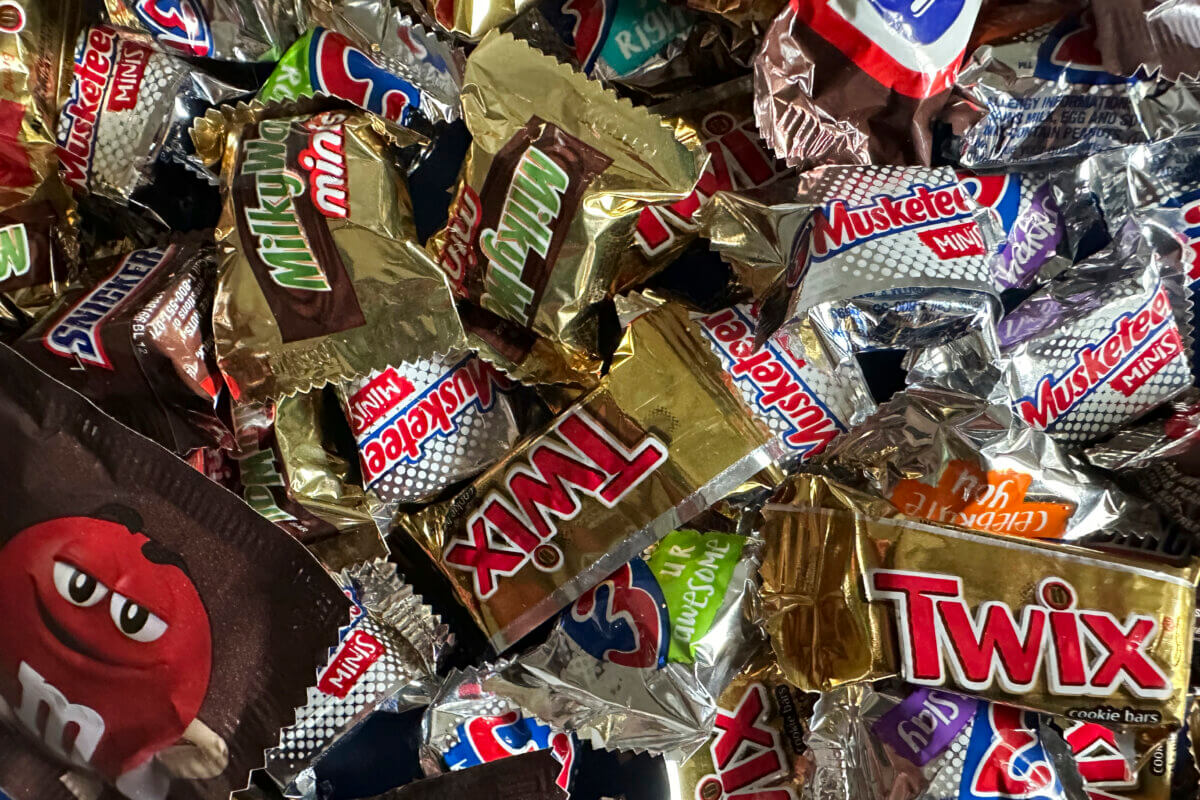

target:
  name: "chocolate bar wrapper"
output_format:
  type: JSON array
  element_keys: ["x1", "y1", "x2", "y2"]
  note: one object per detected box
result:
[
  {"x1": 421, "y1": 665, "x2": 577, "y2": 792},
  {"x1": 999, "y1": 221, "x2": 1194, "y2": 445},
  {"x1": 372, "y1": 750, "x2": 568, "y2": 800},
  {"x1": 338, "y1": 350, "x2": 530, "y2": 507},
  {"x1": 612, "y1": 77, "x2": 799, "y2": 294},
  {"x1": 482, "y1": 529, "x2": 762, "y2": 757},
  {"x1": 0, "y1": 180, "x2": 79, "y2": 335},
  {"x1": 826, "y1": 384, "x2": 1161, "y2": 543},
  {"x1": 427, "y1": 32, "x2": 703, "y2": 385},
  {"x1": 265, "y1": 560, "x2": 449, "y2": 788},
  {"x1": 959, "y1": 170, "x2": 1069, "y2": 291},
  {"x1": 944, "y1": 12, "x2": 1200, "y2": 169},
  {"x1": 206, "y1": 108, "x2": 465, "y2": 402},
  {"x1": 684, "y1": 0, "x2": 784, "y2": 26},
  {"x1": 104, "y1": 0, "x2": 300, "y2": 61},
  {"x1": 769, "y1": 165, "x2": 999, "y2": 369},
  {"x1": 665, "y1": 648, "x2": 812, "y2": 800},
  {"x1": 260, "y1": 24, "x2": 462, "y2": 129},
  {"x1": 753, "y1": 0, "x2": 982, "y2": 169},
  {"x1": 1091, "y1": 0, "x2": 1200, "y2": 84},
  {"x1": 232, "y1": 393, "x2": 388, "y2": 571},
  {"x1": 13, "y1": 241, "x2": 230, "y2": 457},
  {"x1": 397, "y1": 302, "x2": 779, "y2": 650},
  {"x1": 0, "y1": 344, "x2": 349, "y2": 800},
  {"x1": 56, "y1": 24, "x2": 252, "y2": 224},
  {"x1": 759, "y1": 473, "x2": 1200, "y2": 731}
]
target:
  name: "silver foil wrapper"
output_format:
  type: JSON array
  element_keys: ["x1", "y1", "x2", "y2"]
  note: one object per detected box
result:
[
  {"x1": 104, "y1": 0, "x2": 300, "y2": 61},
  {"x1": 337, "y1": 350, "x2": 527, "y2": 507},
  {"x1": 481, "y1": 530, "x2": 762, "y2": 758},
  {"x1": 946, "y1": 13, "x2": 1200, "y2": 170},
  {"x1": 826, "y1": 384, "x2": 1162, "y2": 543},
  {"x1": 999, "y1": 222, "x2": 1194, "y2": 445},
  {"x1": 266, "y1": 560, "x2": 449, "y2": 789}
]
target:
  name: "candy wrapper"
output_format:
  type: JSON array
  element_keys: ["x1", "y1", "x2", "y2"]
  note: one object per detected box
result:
[
  {"x1": 421, "y1": 665, "x2": 577, "y2": 792},
  {"x1": 1091, "y1": 0, "x2": 1200, "y2": 83},
  {"x1": 753, "y1": 0, "x2": 983, "y2": 169},
  {"x1": 476, "y1": 529, "x2": 762, "y2": 756},
  {"x1": 398, "y1": 302, "x2": 779, "y2": 650},
  {"x1": 768, "y1": 165, "x2": 1000, "y2": 369},
  {"x1": 0, "y1": 344, "x2": 348, "y2": 800},
  {"x1": 0, "y1": 182, "x2": 77, "y2": 333},
  {"x1": 57, "y1": 24, "x2": 252, "y2": 225},
  {"x1": 265, "y1": 560, "x2": 449, "y2": 790},
  {"x1": 202, "y1": 108, "x2": 465, "y2": 402},
  {"x1": 758, "y1": 473, "x2": 1200, "y2": 731},
  {"x1": 665, "y1": 647, "x2": 812, "y2": 800},
  {"x1": 103, "y1": 0, "x2": 300, "y2": 61},
  {"x1": 427, "y1": 32, "x2": 703, "y2": 385},
  {"x1": 944, "y1": 11, "x2": 1200, "y2": 169},
  {"x1": 12, "y1": 241, "x2": 229, "y2": 457},
  {"x1": 232, "y1": 392, "x2": 388, "y2": 571},
  {"x1": 338, "y1": 350, "x2": 532, "y2": 507},
  {"x1": 373, "y1": 750, "x2": 568, "y2": 800},
  {"x1": 825, "y1": 384, "x2": 1160, "y2": 543},
  {"x1": 409, "y1": 0, "x2": 539, "y2": 40},
  {"x1": 999, "y1": 221, "x2": 1194, "y2": 445}
]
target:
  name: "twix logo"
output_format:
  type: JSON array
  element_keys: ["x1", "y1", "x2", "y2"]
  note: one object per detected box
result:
[
  {"x1": 297, "y1": 112, "x2": 350, "y2": 219},
  {"x1": 635, "y1": 107, "x2": 786, "y2": 257},
  {"x1": 868, "y1": 571, "x2": 1173, "y2": 702},
  {"x1": 443, "y1": 407, "x2": 667, "y2": 598},
  {"x1": 810, "y1": 181, "x2": 973, "y2": 259},
  {"x1": 695, "y1": 683, "x2": 796, "y2": 800}
]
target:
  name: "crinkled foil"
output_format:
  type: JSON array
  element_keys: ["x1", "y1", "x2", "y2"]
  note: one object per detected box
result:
[
  {"x1": 480, "y1": 531, "x2": 762, "y2": 758},
  {"x1": 1000, "y1": 221, "x2": 1194, "y2": 445},
  {"x1": 208, "y1": 109, "x2": 465, "y2": 401},
  {"x1": 684, "y1": 0, "x2": 784, "y2": 27},
  {"x1": 759, "y1": 473, "x2": 1200, "y2": 731},
  {"x1": 413, "y1": 0, "x2": 540, "y2": 40},
  {"x1": 104, "y1": 0, "x2": 300, "y2": 61},
  {"x1": 826, "y1": 384, "x2": 1161, "y2": 543},
  {"x1": 426, "y1": 32, "x2": 703, "y2": 385},
  {"x1": 337, "y1": 350, "x2": 528, "y2": 506},
  {"x1": 266, "y1": 560, "x2": 449, "y2": 789},
  {"x1": 397, "y1": 303, "x2": 780, "y2": 651},
  {"x1": 1091, "y1": 0, "x2": 1200, "y2": 83},
  {"x1": 232, "y1": 392, "x2": 388, "y2": 571}
]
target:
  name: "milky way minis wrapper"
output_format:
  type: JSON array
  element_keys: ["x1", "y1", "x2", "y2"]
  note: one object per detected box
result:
[
  {"x1": 0, "y1": 345, "x2": 349, "y2": 800},
  {"x1": 428, "y1": 32, "x2": 702, "y2": 385},
  {"x1": 759, "y1": 474, "x2": 1200, "y2": 732},
  {"x1": 232, "y1": 393, "x2": 388, "y2": 571},
  {"x1": 13, "y1": 242, "x2": 229, "y2": 457},
  {"x1": 104, "y1": 0, "x2": 300, "y2": 61},
  {"x1": 826, "y1": 384, "x2": 1159, "y2": 543},
  {"x1": 753, "y1": 0, "x2": 982, "y2": 169},
  {"x1": 209, "y1": 109, "x2": 465, "y2": 402},
  {"x1": 398, "y1": 303, "x2": 778, "y2": 650}
]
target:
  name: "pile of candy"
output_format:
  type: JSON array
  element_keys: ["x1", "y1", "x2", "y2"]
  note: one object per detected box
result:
[{"x1": 8, "y1": 1, "x2": 1200, "y2": 799}]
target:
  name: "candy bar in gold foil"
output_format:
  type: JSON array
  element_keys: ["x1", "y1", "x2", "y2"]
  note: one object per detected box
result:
[
  {"x1": 758, "y1": 474, "x2": 1200, "y2": 731},
  {"x1": 207, "y1": 108, "x2": 465, "y2": 402},
  {"x1": 428, "y1": 32, "x2": 703, "y2": 385},
  {"x1": 411, "y1": 0, "x2": 539, "y2": 40},
  {"x1": 398, "y1": 303, "x2": 780, "y2": 650}
]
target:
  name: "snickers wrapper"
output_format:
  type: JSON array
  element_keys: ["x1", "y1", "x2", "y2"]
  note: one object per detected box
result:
[
  {"x1": 428, "y1": 32, "x2": 703, "y2": 385},
  {"x1": 759, "y1": 474, "x2": 1200, "y2": 732},
  {"x1": 0, "y1": 344, "x2": 348, "y2": 800},
  {"x1": 206, "y1": 108, "x2": 465, "y2": 402},
  {"x1": 398, "y1": 303, "x2": 779, "y2": 650}
]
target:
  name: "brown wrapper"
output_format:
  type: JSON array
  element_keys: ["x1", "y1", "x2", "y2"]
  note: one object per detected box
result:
[
  {"x1": 1091, "y1": 0, "x2": 1200, "y2": 83},
  {"x1": 427, "y1": 32, "x2": 704, "y2": 385},
  {"x1": 207, "y1": 108, "x2": 465, "y2": 402},
  {"x1": 13, "y1": 241, "x2": 230, "y2": 457},
  {"x1": 232, "y1": 392, "x2": 387, "y2": 572},
  {"x1": 758, "y1": 474, "x2": 1200, "y2": 733},
  {"x1": 397, "y1": 303, "x2": 780, "y2": 651},
  {"x1": 0, "y1": 178, "x2": 77, "y2": 333},
  {"x1": 684, "y1": 0, "x2": 787, "y2": 26},
  {"x1": 0, "y1": 344, "x2": 349, "y2": 800}
]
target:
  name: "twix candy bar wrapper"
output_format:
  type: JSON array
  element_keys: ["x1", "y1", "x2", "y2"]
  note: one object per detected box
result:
[
  {"x1": 429, "y1": 32, "x2": 703, "y2": 385},
  {"x1": 758, "y1": 474, "x2": 1200, "y2": 732},
  {"x1": 398, "y1": 303, "x2": 780, "y2": 650},
  {"x1": 206, "y1": 108, "x2": 465, "y2": 402},
  {"x1": 0, "y1": 345, "x2": 349, "y2": 800}
]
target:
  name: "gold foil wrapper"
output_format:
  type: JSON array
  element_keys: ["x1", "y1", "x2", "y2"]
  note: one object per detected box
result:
[
  {"x1": 412, "y1": 0, "x2": 539, "y2": 40},
  {"x1": 398, "y1": 303, "x2": 778, "y2": 650},
  {"x1": 212, "y1": 109, "x2": 465, "y2": 402},
  {"x1": 759, "y1": 474, "x2": 1200, "y2": 731},
  {"x1": 427, "y1": 32, "x2": 703, "y2": 385}
]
